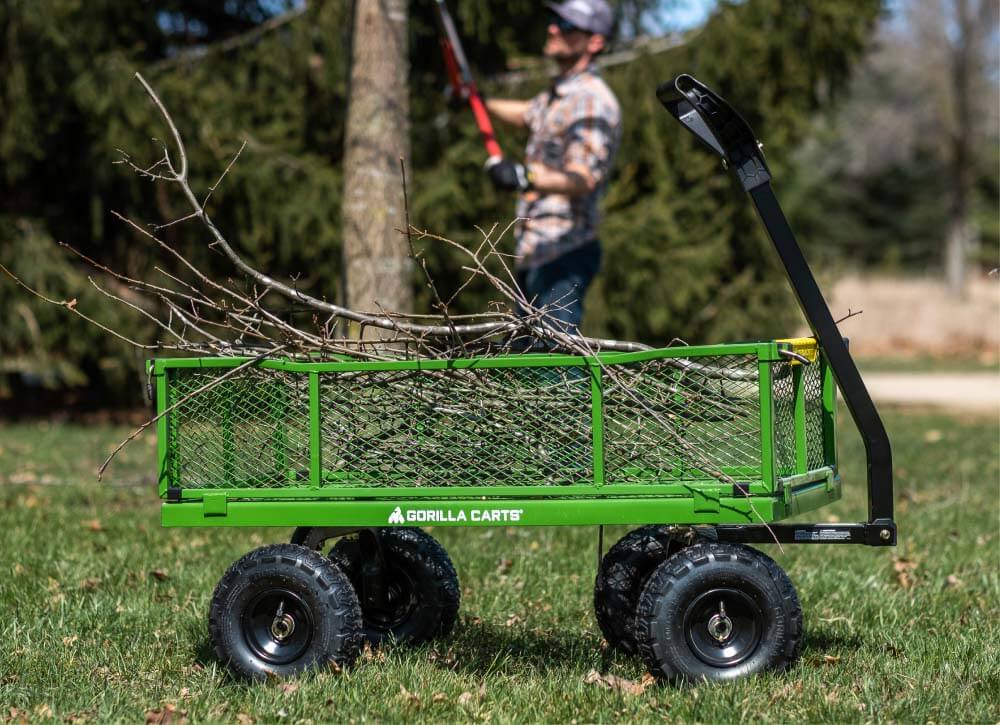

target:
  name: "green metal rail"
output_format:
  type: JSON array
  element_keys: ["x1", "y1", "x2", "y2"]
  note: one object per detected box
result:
[{"x1": 152, "y1": 340, "x2": 839, "y2": 528}]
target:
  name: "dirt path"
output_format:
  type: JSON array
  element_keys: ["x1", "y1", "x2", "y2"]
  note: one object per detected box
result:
[{"x1": 862, "y1": 372, "x2": 999, "y2": 412}]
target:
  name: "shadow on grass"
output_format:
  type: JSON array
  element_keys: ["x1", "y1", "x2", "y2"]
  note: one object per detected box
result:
[
  {"x1": 801, "y1": 626, "x2": 864, "y2": 653},
  {"x1": 193, "y1": 621, "x2": 863, "y2": 684},
  {"x1": 194, "y1": 638, "x2": 219, "y2": 670},
  {"x1": 194, "y1": 624, "x2": 610, "y2": 685},
  {"x1": 428, "y1": 620, "x2": 609, "y2": 677}
]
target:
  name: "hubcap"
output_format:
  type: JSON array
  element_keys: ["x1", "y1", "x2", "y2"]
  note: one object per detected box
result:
[
  {"x1": 707, "y1": 601, "x2": 733, "y2": 642},
  {"x1": 270, "y1": 602, "x2": 296, "y2": 641},
  {"x1": 365, "y1": 565, "x2": 418, "y2": 632},
  {"x1": 243, "y1": 589, "x2": 314, "y2": 665},
  {"x1": 683, "y1": 588, "x2": 763, "y2": 667}
]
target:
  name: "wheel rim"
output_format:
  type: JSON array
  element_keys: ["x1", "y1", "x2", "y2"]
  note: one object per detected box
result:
[
  {"x1": 364, "y1": 565, "x2": 419, "y2": 633},
  {"x1": 682, "y1": 588, "x2": 763, "y2": 667},
  {"x1": 242, "y1": 588, "x2": 314, "y2": 665}
]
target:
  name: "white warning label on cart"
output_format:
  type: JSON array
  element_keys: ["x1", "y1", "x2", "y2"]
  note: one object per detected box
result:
[
  {"x1": 794, "y1": 528, "x2": 851, "y2": 542},
  {"x1": 387, "y1": 506, "x2": 523, "y2": 524}
]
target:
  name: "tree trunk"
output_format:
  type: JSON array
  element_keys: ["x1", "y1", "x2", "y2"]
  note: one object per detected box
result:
[
  {"x1": 945, "y1": 0, "x2": 973, "y2": 299},
  {"x1": 341, "y1": 0, "x2": 412, "y2": 333}
]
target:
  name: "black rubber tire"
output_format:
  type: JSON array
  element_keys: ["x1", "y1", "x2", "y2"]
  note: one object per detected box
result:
[
  {"x1": 329, "y1": 528, "x2": 460, "y2": 646},
  {"x1": 593, "y1": 526, "x2": 689, "y2": 653},
  {"x1": 209, "y1": 544, "x2": 363, "y2": 681},
  {"x1": 635, "y1": 542, "x2": 803, "y2": 682}
]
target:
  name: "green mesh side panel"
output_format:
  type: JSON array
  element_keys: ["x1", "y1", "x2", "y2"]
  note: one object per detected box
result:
[
  {"x1": 802, "y1": 362, "x2": 827, "y2": 470},
  {"x1": 602, "y1": 354, "x2": 762, "y2": 483},
  {"x1": 318, "y1": 366, "x2": 592, "y2": 486},
  {"x1": 162, "y1": 352, "x2": 831, "y2": 491},
  {"x1": 168, "y1": 369, "x2": 310, "y2": 489},
  {"x1": 772, "y1": 364, "x2": 796, "y2": 476},
  {"x1": 771, "y1": 359, "x2": 830, "y2": 477}
]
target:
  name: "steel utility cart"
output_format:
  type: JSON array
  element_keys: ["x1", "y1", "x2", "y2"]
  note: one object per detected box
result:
[{"x1": 150, "y1": 75, "x2": 895, "y2": 682}]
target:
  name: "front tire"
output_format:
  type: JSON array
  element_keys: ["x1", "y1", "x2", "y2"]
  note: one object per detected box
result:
[
  {"x1": 636, "y1": 542, "x2": 803, "y2": 682},
  {"x1": 209, "y1": 544, "x2": 363, "y2": 681}
]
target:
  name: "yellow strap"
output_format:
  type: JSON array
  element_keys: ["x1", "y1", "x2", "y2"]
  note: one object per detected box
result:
[{"x1": 776, "y1": 337, "x2": 819, "y2": 364}]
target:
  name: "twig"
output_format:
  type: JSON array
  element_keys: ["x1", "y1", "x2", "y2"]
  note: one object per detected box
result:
[
  {"x1": 833, "y1": 308, "x2": 863, "y2": 326},
  {"x1": 97, "y1": 347, "x2": 285, "y2": 479}
]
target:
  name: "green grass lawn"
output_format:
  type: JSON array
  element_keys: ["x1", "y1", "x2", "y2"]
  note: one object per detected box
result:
[{"x1": 0, "y1": 407, "x2": 997, "y2": 722}]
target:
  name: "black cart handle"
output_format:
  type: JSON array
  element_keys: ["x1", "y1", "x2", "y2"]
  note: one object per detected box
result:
[{"x1": 657, "y1": 74, "x2": 895, "y2": 543}]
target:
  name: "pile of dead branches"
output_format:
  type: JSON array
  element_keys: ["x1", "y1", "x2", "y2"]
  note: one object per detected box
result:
[{"x1": 1, "y1": 73, "x2": 647, "y2": 364}]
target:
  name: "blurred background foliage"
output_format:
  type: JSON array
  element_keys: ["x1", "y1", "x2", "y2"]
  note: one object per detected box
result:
[{"x1": 1, "y1": 0, "x2": 996, "y2": 405}]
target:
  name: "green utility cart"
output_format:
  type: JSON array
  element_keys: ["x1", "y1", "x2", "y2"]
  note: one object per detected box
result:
[{"x1": 151, "y1": 75, "x2": 896, "y2": 683}]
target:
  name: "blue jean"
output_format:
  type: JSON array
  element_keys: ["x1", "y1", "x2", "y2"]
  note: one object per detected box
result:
[{"x1": 515, "y1": 242, "x2": 602, "y2": 336}]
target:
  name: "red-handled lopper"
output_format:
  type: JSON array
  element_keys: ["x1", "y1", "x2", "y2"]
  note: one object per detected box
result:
[{"x1": 434, "y1": 0, "x2": 503, "y2": 162}]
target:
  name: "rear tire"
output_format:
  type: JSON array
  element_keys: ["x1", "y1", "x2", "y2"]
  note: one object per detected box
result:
[
  {"x1": 635, "y1": 542, "x2": 803, "y2": 682},
  {"x1": 593, "y1": 526, "x2": 690, "y2": 653},
  {"x1": 330, "y1": 528, "x2": 460, "y2": 646},
  {"x1": 209, "y1": 544, "x2": 363, "y2": 681}
]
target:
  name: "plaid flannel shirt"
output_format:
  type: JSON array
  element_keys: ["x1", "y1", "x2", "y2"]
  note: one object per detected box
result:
[{"x1": 515, "y1": 64, "x2": 621, "y2": 269}]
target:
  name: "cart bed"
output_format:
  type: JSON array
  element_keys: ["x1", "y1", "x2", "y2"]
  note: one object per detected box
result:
[{"x1": 152, "y1": 340, "x2": 840, "y2": 528}]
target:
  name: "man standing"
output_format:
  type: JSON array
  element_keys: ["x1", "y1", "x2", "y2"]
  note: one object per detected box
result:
[{"x1": 486, "y1": 0, "x2": 621, "y2": 336}]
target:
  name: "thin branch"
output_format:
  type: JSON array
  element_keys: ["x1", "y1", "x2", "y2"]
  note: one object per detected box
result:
[
  {"x1": 833, "y1": 308, "x2": 864, "y2": 326},
  {"x1": 145, "y1": 5, "x2": 309, "y2": 74},
  {"x1": 97, "y1": 348, "x2": 285, "y2": 479},
  {"x1": 0, "y1": 262, "x2": 159, "y2": 351}
]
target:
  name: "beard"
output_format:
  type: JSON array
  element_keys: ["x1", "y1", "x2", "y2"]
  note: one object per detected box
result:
[{"x1": 544, "y1": 41, "x2": 586, "y2": 65}]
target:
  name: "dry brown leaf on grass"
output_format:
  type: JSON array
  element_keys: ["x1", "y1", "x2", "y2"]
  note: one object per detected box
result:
[
  {"x1": 398, "y1": 685, "x2": 421, "y2": 707},
  {"x1": 457, "y1": 682, "x2": 487, "y2": 709},
  {"x1": 892, "y1": 556, "x2": 918, "y2": 589},
  {"x1": 767, "y1": 680, "x2": 804, "y2": 705},
  {"x1": 235, "y1": 714, "x2": 254, "y2": 725},
  {"x1": 583, "y1": 669, "x2": 655, "y2": 696},
  {"x1": 280, "y1": 682, "x2": 299, "y2": 695},
  {"x1": 432, "y1": 693, "x2": 447, "y2": 703},
  {"x1": 145, "y1": 704, "x2": 187, "y2": 725},
  {"x1": 149, "y1": 569, "x2": 170, "y2": 582}
]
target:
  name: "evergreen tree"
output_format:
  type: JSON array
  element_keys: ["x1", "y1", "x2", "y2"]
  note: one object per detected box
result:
[{"x1": 0, "y1": 0, "x2": 881, "y2": 403}]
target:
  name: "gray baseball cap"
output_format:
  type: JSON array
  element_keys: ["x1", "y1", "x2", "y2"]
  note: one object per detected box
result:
[{"x1": 546, "y1": 0, "x2": 614, "y2": 37}]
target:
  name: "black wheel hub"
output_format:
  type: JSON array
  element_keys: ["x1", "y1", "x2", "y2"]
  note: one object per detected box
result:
[
  {"x1": 243, "y1": 589, "x2": 314, "y2": 665},
  {"x1": 683, "y1": 588, "x2": 763, "y2": 667},
  {"x1": 364, "y1": 565, "x2": 418, "y2": 632}
]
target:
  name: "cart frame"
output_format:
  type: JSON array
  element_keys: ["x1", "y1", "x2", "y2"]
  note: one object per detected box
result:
[{"x1": 152, "y1": 338, "x2": 840, "y2": 531}]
